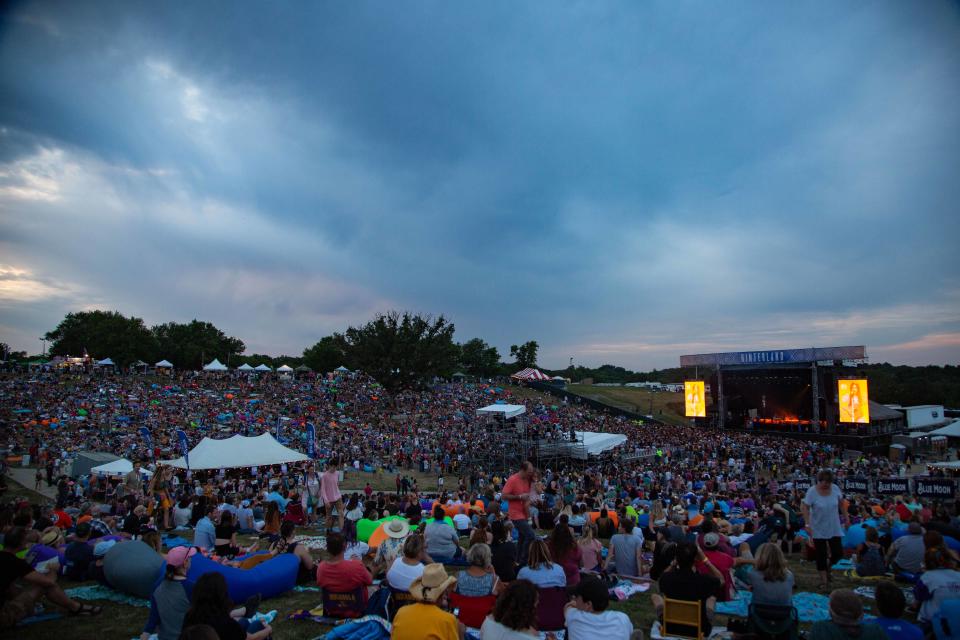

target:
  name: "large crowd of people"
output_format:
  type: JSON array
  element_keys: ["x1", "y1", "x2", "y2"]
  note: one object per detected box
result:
[{"x1": 1, "y1": 368, "x2": 959, "y2": 639}]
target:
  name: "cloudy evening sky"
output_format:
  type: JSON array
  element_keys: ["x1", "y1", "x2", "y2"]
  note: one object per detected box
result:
[{"x1": 1, "y1": 1, "x2": 958, "y2": 369}]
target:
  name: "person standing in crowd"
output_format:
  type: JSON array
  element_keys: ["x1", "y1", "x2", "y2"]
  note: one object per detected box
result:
[
  {"x1": 801, "y1": 469, "x2": 848, "y2": 590},
  {"x1": 502, "y1": 461, "x2": 536, "y2": 566},
  {"x1": 125, "y1": 460, "x2": 144, "y2": 498},
  {"x1": 303, "y1": 464, "x2": 322, "y2": 526},
  {"x1": 321, "y1": 458, "x2": 344, "y2": 532}
]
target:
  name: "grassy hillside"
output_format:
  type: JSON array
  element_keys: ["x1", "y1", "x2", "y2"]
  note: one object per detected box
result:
[{"x1": 565, "y1": 385, "x2": 698, "y2": 425}]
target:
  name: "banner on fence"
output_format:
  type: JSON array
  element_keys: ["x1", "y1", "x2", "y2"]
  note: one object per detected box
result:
[
  {"x1": 915, "y1": 477, "x2": 956, "y2": 500},
  {"x1": 876, "y1": 477, "x2": 910, "y2": 495}
]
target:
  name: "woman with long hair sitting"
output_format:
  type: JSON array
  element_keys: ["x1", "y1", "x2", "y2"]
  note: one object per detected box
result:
[
  {"x1": 480, "y1": 579, "x2": 539, "y2": 639},
  {"x1": 517, "y1": 540, "x2": 566, "y2": 588},
  {"x1": 269, "y1": 520, "x2": 315, "y2": 583},
  {"x1": 747, "y1": 543, "x2": 794, "y2": 606},
  {"x1": 548, "y1": 522, "x2": 582, "y2": 587},
  {"x1": 181, "y1": 572, "x2": 272, "y2": 640},
  {"x1": 578, "y1": 522, "x2": 603, "y2": 573}
]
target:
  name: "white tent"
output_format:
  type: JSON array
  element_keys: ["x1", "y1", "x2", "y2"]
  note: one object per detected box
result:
[
  {"x1": 578, "y1": 431, "x2": 629, "y2": 456},
  {"x1": 237, "y1": 363, "x2": 255, "y2": 371},
  {"x1": 162, "y1": 433, "x2": 310, "y2": 470},
  {"x1": 203, "y1": 359, "x2": 228, "y2": 371},
  {"x1": 511, "y1": 367, "x2": 550, "y2": 381},
  {"x1": 930, "y1": 460, "x2": 960, "y2": 470},
  {"x1": 254, "y1": 364, "x2": 272, "y2": 372},
  {"x1": 90, "y1": 458, "x2": 154, "y2": 477},
  {"x1": 277, "y1": 364, "x2": 294, "y2": 373},
  {"x1": 334, "y1": 365, "x2": 350, "y2": 372},
  {"x1": 477, "y1": 404, "x2": 527, "y2": 419},
  {"x1": 155, "y1": 359, "x2": 174, "y2": 368},
  {"x1": 928, "y1": 420, "x2": 960, "y2": 438},
  {"x1": 95, "y1": 357, "x2": 115, "y2": 366}
]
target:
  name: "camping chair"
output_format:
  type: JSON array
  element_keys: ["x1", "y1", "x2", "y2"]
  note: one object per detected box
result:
[
  {"x1": 933, "y1": 598, "x2": 960, "y2": 640},
  {"x1": 662, "y1": 597, "x2": 703, "y2": 640},
  {"x1": 320, "y1": 587, "x2": 367, "y2": 619},
  {"x1": 748, "y1": 602, "x2": 799, "y2": 640},
  {"x1": 536, "y1": 586, "x2": 568, "y2": 631},
  {"x1": 448, "y1": 592, "x2": 497, "y2": 629},
  {"x1": 387, "y1": 587, "x2": 416, "y2": 621}
]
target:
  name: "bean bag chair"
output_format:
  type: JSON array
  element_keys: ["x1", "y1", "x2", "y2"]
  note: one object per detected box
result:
[
  {"x1": 368, "y1": 519, "x2": 417, "y2": 549},
  {"x1": 188, "y1": 552, "x2": 298, "y2": 602},
  {"x1": 357, "y1": 516, "x2": 404, "y2": 543},
  {"x1": 637, "y1": 513, "x2": 650, "y2": 528},
  {"x1": 842, "y1": 524, "x2": 868, "y2": 549},
  {"x1": 103, "y1": 541, "x2": 165, "y2": 599},
  {"x1": 423, "y1": 516, "x2": 455, "y2": 528},
  {"x1": 588, "y1": 512, "x2": 620, "y2": 528},
  {"x1": 419, "y1": 500, "x2": 433, "y2": 512}
]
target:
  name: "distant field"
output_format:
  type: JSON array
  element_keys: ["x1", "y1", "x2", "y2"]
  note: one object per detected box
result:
[{"x1": 565, "y1": 385, "x2": 698, "y2": 425}]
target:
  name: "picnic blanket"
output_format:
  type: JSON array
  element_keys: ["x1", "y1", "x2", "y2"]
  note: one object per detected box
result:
[
  {"x1": 66, "y1": 584, "x2": 150, "y2": 608},
  {"x1": 854, "y1": 585, "x2": 915, "y2": 605},
  {"x1": 610, "y1": 579, "x2": 650, "y2": 600},
  {"x1": 716, "y1": 590, "x2": 875, "y2": 623},
  {"x1": 293, "y1": 535, "x2": 327, "y2": 551},
  {"x1": 467, "y1": 629, "x2": 565, "y2": 640},
  {"x1": 322, "y1": 615, "x2": 391, "y2": 639},
  {"x1": 161, "y1": 534, "x2": 192, "y2": 549},
  {"x1": 17, "y1": 612, "x2": 63, "y2": 626}
]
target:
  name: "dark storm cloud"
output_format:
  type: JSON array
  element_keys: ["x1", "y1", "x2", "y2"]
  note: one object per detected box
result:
[{"x1": 0, "y1": 1, "x2": 958, "y2": 367}]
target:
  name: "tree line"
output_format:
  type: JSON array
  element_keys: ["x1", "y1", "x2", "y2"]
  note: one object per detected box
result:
[{"x1": 4, "y1": 309, "x2": 956, "y2": 404}]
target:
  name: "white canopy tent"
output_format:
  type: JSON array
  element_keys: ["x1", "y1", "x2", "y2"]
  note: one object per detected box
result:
[
  {"x1": 237, "y1": 363, "x2": 255, "y2": 371},
  {"x1": 929, "y1": 460, "x2": 960, "y2": 470},
  {"x1": 95, "y1": 358, "x2": 115, "y2": 366},
  {"x1": 163, "y1": 433, "x2": 310, "y2": 470},
  {"x1": 511, "y1": 368, "x2": 550, "y2": 381},
  {"x1": 254, "y1": 364, "x2": 272, "y2": 372},
  {"x1": 578, "y1": 431, "x2": 629, "y2": 456},
  {"x1": 203, "y1": 359, "x2": 228, "y2": 371},
  {"x1": 277, "y1": 364, "x2": 294, "y2": 373},
  {"x1": 334, "y1": 365, "x2": 350, "y2": 372},
  {"x1": 477, "y1": 404, "x2": 527, "y2": 419},
  {"x1": 90, "y1": 458, "x2": 154, "y2": 477},
  {"x1": 928, "y1": 420, "x2": 960, "y2": 438},
  {"x1": 155, "y1": 359, "x2": 174, "y2": 368}
]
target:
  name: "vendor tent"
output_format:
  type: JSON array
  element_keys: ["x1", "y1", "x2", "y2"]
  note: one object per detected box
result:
[
  {"x1": 90, "y1": 458, "x2": 153, "y2": 477},
  {"x1": 928, "y1": 420, "x2": 960, "y2": 438},
  {"x1": 203, "y1": 359, "x2": 228, "y2": 371},
  {"x1": 254, "y1": 364, "x2": 272, "y2": 372},
  {"x1": 71, "y1": 451, "x2": 120, "y2": 477},
  {"x1": 277, "y1": 364, "x2": 294, "y2": 373},
  {"x1": 95, "y1": 358, "x2": 115, "y2": 366},
  {"x1": 511, "y1": 368, "x2": 549, "y2": 381},
  {"x1": 334, "y1": 365, "x2": 350, "y2": 372},
  {"x1": 155, "y1": 359, "x2": 174, "y2": 368},
  {"x1": 237, "y1": 363, "x2": 255, "y2": 371},
  {"x1": 163, "y1": 432, "x2": 310, "y2": 470},
  {"x1": 295, "y1": 365, "x2": 313, "y2": 373}
]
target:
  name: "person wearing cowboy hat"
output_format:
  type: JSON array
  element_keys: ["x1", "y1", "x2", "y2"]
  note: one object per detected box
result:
[
  {"x1": 391, "y1": 563, "x2": 464, "y2": 640},
  {"x1": 372, "y1": 518, "x2": 411, "y2": 577}
]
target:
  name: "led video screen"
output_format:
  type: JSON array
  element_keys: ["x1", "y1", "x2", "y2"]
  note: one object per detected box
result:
[
  {"x1": 838, "y1": 379, "x2": 870, "y2": 423},
  {"x1": 685, "y1": 380, "x2": 706, "y2": 417}
]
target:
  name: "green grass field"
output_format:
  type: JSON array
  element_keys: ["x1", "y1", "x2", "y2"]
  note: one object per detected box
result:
[{"x1": 565, "y1": 385, "x2": 694, "y2": 425}]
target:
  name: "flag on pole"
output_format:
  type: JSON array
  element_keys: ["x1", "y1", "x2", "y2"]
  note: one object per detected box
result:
[
  {"x1": 139, "y1": 426, "x2": 153, "y2": 456},
  {"x1": 306, "y1": 423, "x2": 316, "y2": 459},
  {"x1": 176, "y1": 429, "x2": 190, "y2": 469}
]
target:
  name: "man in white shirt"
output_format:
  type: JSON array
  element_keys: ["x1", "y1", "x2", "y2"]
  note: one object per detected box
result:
[{"x1": 565, "y1": 576, "x2": 634, "y2": 639}]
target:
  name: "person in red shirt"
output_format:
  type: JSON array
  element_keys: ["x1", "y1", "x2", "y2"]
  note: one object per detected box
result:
[
  {"x1": 316, "y1": 531, "x2": 372, "y2": 612},
  {"x1": 502, "y1": 461, "x2": 536, "y2": 566},
  {"x1": 696, "y1": 533, "x2": 736, "y2": 601}
]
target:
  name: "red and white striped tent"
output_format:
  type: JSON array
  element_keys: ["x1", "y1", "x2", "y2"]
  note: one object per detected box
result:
[{"x1": 511, "y1": 367, "x2": 550, "y2": 381}]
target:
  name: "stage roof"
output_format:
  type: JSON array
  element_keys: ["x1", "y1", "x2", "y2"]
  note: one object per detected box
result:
[
  {"x1": 680, "y1": 346, "x2": 866, "y2": 367},
  {"x1": 477, "y1": 404, "x2": 527, "y2": 419}
]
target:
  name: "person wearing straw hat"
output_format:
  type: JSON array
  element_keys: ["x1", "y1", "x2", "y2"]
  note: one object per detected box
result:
[
  {"x1": 391, "y1": 563, "x2": 464, "y2": 640},
  {"x1": 372, "y1": 518, "x2": 410, "y2": 576}
]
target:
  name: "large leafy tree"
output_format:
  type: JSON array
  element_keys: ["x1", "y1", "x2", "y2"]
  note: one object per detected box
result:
[
  {"x1": 44, "y1": 310, "x2": 157, "y2": 366},
  {"x1": 152, "y1": 320, "x2": 245, "y2": 369},
  {"x1": 458, "y1": 338, "x2": 501, "y2": 377},
  {"x1": 510, "y1": 340, "x2": 539, "y2": 369},
  {"x1": 340, "y1": 311, "x2": 458, "y2": 389},
  {"x1": 302, "y1": 335, "x2": 349, "y2": 374}
]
